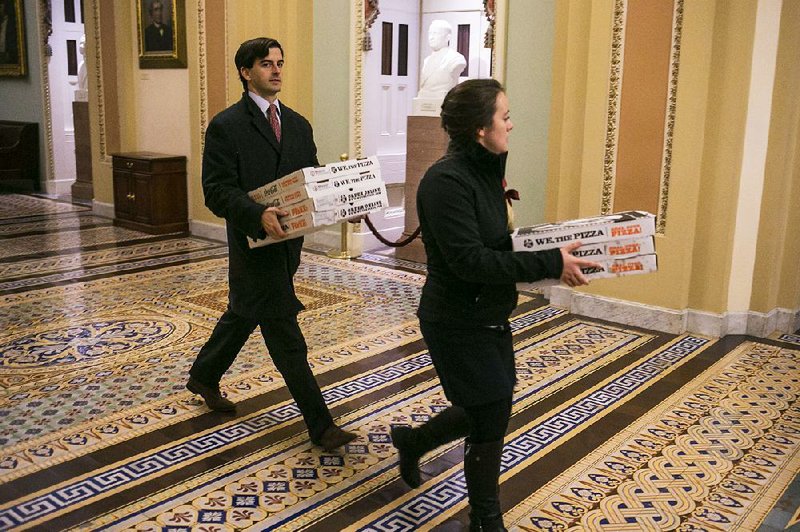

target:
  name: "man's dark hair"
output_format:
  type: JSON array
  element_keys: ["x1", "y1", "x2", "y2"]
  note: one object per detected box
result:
[
  {"x1": 235, "y1": 37, "x2": 284, "y2": 92},
  {"x1": 440, "y1": 78, "x2": 504, "y2": 144}
]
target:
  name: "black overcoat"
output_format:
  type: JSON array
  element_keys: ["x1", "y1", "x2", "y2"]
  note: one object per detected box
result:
[
  {"x1": 202, "y1": 93, "x2": 319, "y2": 321},
  {"x1": 416, "y1": 140, "x2": 563, "y2": 405}
]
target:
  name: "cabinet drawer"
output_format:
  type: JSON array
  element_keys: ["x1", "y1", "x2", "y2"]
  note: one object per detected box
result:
[
  {"x1": 112, "y1": 152, "x2": 186, "y2": 174},
  {"x1": 113, "y1": 157, "x2": 152, "y2": 173}
]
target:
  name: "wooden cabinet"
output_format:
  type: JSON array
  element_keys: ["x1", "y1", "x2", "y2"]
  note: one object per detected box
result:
[{"x1": 111, "y1": 152, "x2": 189, "y2": 235}]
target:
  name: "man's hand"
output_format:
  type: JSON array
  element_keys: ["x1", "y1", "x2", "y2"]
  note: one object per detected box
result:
[
  {"x1": 261, "y1": 207, "x2": 289, "y2": 239},
  {"x1": 559, "y1": 241, "x2": 603, "y2": 287}
]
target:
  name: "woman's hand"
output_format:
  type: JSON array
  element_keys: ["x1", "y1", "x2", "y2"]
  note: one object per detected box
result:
[
  {"x1": 261, "y1": 207, "x2": 289, "y2": 239},
  {"x1": 559, "y1": 242, "x2": 603, "y2": 287}
]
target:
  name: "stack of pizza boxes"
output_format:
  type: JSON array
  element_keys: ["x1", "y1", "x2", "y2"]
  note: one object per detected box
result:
[
  {"x1": 511, "y1": 210, "x2": 657, "y2": 290},
  {"x1": 247, "y1": 156, "x2": 388, "y2": 248}
]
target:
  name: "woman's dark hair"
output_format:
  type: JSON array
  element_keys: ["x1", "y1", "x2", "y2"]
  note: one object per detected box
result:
[
  {"x1": 235, "y1": 37, "x2": 284, "y2": 92},
  {"x1": 440, "y1": 78, "x2": 504, "y2": 144}
]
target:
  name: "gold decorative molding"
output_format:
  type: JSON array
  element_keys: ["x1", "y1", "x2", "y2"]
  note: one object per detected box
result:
[
  {"x1": 657, "y1": 0, "x2": 684, "y2": 233},
  {"x1": 351, "y1": 0, "x2": 364, "y2": 158},
  {"x1": 90, "y1": 0, "x2": 109, "y2": 162},
  {"x1": 602, "y1": 0, "x2": 683, "y2": 235},
  {"x1": 37, "y1": 0, "x2": 55, "y2": 183},
  {"x1": 197, "y1": 0, "x2": 207, "y2": 153},
  {"x1": 601, "y1": 0, "x2": 626, "y2": 215}
]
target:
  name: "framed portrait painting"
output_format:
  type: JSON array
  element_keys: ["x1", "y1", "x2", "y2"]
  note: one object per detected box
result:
[
  {"x1": 0, "y1": 0, "x2": 27, "y2": 77},
  {"x1": 137, "y1": 0, "x2": 186, "y2": 68}
]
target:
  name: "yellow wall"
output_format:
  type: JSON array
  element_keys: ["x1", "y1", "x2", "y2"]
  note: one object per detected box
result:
[
  {"x1": 686, "y1": 1, "x2": 756, "y2": 314},
  {"x1": 224, "y1": 1, "x2": 314, "y2": 116},
  {"x1": 545, "y1": 0, "x2": 800, "y2": 317},
  {"x1": 751, "y1": 0, "x2": 800, "y2": 313},
  {"x1": 546, "y1": 0, "x2": 592, "y2": 223}
]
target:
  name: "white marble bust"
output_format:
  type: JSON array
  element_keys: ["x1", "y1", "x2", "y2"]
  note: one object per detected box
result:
[
  {"x1": 417, "y1": 20, "x2": 466, "y2": 99},
  {"x1": 74, "y1": 35, "x2": 88, "y2": 102},
  {"x1": 412, "y1": 20, "x2": 467, "y2": 115}
]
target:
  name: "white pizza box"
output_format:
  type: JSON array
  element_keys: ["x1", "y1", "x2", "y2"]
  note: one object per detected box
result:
[
  {"x1": 516, "y1": 253, "x2": 658, "y2": 291},
  {"x1": 248, "y1": 168, "x2": 383, "y2": 207},
  {"x1": 276, "y1": 186, "x2": 388, "y2": 222},
  {"x1": 247, "y1": 191, "x2": 389, "y2": 248},
  {"x1": 249, "y1": 176, "x2": 386, "y2": 211},
  {"x1": 561, "y1": 236, "x2": 655, "y2": 261},
  {"x1": 512, "y1": 211, "x2": 655, "y2": 252},
  {"x1": 324, "y1": 155, "x2": 381, "y2": 177},
  {"x1": 249, "y1": 156, "x2": 381, "y2": 201}
]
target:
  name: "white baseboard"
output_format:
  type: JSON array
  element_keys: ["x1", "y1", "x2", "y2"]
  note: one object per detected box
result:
[
  {"x1": 91, "y1": 200, "x2": 114, "y2": 219},
  {"x1": 43, "y1": 179, "x2": 75, "y2": 195},
  {"x1": 191, "y1": 220, "x2": 227, "y2": 242},
  {"x1": 548, "y1": 286, "x2": 799, "y2": 338}
]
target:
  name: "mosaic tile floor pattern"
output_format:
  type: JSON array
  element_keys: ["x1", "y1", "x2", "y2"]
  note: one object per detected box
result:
[{"x1": 0, "y1": 194, "x2": 797, "y2": 531}]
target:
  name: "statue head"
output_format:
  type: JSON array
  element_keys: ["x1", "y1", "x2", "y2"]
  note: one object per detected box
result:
[{"x1": 427, "y1": 20, "x2": 453, "y2": 52}]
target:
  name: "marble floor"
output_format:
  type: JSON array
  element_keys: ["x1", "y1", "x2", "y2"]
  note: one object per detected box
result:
[{"x1": 0, "y1": 193, "x2": 798, "y2": 531}]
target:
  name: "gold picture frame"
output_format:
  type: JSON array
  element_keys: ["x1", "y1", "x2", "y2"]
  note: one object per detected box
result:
[
  {"x1": 0, "y1": 0, "x2": 27, "y2": 77},
  {"x1": 136, "y1": 0, "x2": 186, "y2": 69}
]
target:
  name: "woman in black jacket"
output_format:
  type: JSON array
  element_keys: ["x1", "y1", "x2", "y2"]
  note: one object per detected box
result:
[{"x1": 391, "y1": 79, "x2": 599, "y2": 531}]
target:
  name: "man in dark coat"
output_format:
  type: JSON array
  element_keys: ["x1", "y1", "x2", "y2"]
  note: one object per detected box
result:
[
  {"x1": 143, "y1": 0, "x2": 173, "y2": 52},
  {"x1": 187, "y1": 37, "x2": 356, "y2": 452}
]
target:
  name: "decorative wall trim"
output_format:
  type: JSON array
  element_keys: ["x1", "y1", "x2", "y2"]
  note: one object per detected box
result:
[
  {"x1": 656, "y1": 0, "x2": 684, "y2": 233},
  {"x1": 548, "y1": 285, "x2": 800, "y2": 338},
  {"x1": 197, "y1": 0, "x2": 207, "y2": 153},
  {"x1": 38, "y1": 0, "x2": 55, "y2": 183},
  {"x1": 601, "y1": 0, "x2": 683, "y2": 236},
  {"x1": 90, "y1": 0, "x2": 108, "y2": 161},
  {"x1": 351, "y1": 0, "x2": 364, "y2": 158},
  {"x1": 600, "y1": 0, "x2": 626, "y2": 215}
]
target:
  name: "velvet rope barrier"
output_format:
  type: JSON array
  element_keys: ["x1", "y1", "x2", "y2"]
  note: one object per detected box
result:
[{"x1": 358, "y1": 215, "x2": 421, "y2": 248}]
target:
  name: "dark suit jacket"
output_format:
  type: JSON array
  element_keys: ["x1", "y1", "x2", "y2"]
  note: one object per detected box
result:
[
  {"x1": 144, "y1": 23, "x2": 173, "y2": 52},
  {"x1": 202, "y1": 93, "x2": 319, "y2": 321}
]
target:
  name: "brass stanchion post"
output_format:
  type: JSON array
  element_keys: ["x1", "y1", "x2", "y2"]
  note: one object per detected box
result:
[{"x1": 327, "y1": 153, "x2": 355, "y2": 259}]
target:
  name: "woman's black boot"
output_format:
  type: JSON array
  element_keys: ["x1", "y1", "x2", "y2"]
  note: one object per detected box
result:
[
  {"x1": 390, "y1": 406, "x2": 470, "y2": 488},
  {"x1": 464, "y1": 440, "x2": 507, "y2": 531}
]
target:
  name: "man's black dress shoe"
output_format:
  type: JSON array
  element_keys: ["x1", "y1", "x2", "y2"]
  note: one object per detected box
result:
[
  {"x1": 314, "y1": 424, "x2": 357, "y2": 451},
  {"x1": 186, "y1": 377, "x2": 236, "y2": 412}
]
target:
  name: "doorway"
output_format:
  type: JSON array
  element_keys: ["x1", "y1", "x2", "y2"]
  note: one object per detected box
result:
[{"x1": 45, "y1": 0, "x2": 85, "y2": 195}]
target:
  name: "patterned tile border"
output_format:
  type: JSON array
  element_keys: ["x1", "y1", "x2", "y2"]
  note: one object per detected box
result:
[
  {"x1": 2, "y1": 307, "x2": 565, "y2": 530},
  {"x1": 774, "y1": 333, "x2": 800, "y2": 346},
  {"x1": 0, "y1": 195, "x2": 89, "y2": 220},
  {"x1": 505, "y1": 341, "x2": 800, "y2": 531},
  {"x1": 77, "y1": 318, "x2": 640, "y2": 531},
  {"x1": 0, "y1": 237, "x2": 224, "y2": 281},
  {"x1": 0, "y1": 212, "x2": 108, "y2": 236},
  {"x1": 351, "y1": 335, "x2": 714, "y2": 530},
  {"x1": 0, "y1": 247, "x2": 229, "y2": 292}
]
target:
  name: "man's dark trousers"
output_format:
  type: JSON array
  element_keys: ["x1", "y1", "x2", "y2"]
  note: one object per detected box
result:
[{"x1": 189, "y1": 307, "x2": 334, "y2": 442}]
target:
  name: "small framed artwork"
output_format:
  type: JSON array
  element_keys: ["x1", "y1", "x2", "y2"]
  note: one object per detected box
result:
[
  {"x1": 137, "y1": 0, "x2": 186, "y2": 69},
  {"x1": 0, "y1": 0, "x2": 27, "y2": 77}
]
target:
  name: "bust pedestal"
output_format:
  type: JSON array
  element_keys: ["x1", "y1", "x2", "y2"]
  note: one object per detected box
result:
[
  {"x1": 411, "y1": 97, "x2": 443, "y2": 117},
  {"x1": 71, "y1": 98, "x2": 94, "y2": 201},
  {"x1": 395, "y1": 115, "x2": 450, "y2": 264}
]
